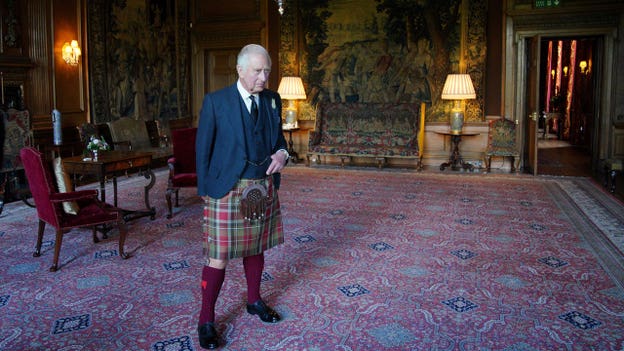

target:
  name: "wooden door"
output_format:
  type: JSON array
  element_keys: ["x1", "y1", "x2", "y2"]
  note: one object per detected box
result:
[
  {"x1": 205, "y1": 49, "x2": 239, "y2": 93},
  {"x1": 524, "y1": 35, "x2": 541, "y2": 175}
]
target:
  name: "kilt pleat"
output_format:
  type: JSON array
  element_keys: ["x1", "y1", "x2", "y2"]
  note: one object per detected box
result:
[{"x1": 202, "y1": 176, "x2": 284, "y2": 260}]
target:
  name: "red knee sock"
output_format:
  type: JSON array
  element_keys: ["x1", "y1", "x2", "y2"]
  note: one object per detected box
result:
[
  {"x1": 198, "y1": 266, "x2": 225, "y2": 325},
  {"x1": 243, "y1": 253, "x2": 264, "y2": 304}
]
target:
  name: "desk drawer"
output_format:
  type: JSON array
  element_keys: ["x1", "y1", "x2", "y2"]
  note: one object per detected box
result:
[{"x1": 104, "y1": 156, "x2": 151, "y2": 173}]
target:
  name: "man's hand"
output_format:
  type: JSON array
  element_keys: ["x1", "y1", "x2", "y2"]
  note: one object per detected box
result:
[{"x1": 266, "y1": 150, "x2": 289, "y2": 175}]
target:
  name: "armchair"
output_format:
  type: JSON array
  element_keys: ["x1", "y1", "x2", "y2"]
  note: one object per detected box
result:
[
  {"x1": 20, "y1": 147, "x2": 129, "y2": 272},
  {"x1": 484, "y1": 117, "x2": 520, "y2": 173},
  {"x1": 166, "y1": 127, "x2": 197, "y2": 218}
]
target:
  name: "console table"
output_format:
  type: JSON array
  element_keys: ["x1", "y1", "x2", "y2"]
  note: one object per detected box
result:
[
  {"x1": 62, "y1": 150, "x2": 156, "y2": 222},
  {"x1": 435, "y1": 131, "x2": 480, "y2": 171}
]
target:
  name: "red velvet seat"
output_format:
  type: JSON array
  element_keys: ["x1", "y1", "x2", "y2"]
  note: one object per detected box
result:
[
  {"x1": 20, "y1": 147, "x2": 129, "y2": 272},
  {"x1": 166, "y1": 127, "x2": 197, "y2": 218}
]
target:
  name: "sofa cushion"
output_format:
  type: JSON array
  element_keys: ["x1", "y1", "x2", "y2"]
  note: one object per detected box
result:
[{"x1": 53, "y1": 157, "x2": 79, "y2": 215}]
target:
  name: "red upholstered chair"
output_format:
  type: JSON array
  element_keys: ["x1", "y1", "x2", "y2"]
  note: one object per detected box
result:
[
  {"x1": 166, "y1": 127, "x2": 197, "y2": 218},
  {"x1": 20, "y1": 147, "x2": 129, "y2": 272}
]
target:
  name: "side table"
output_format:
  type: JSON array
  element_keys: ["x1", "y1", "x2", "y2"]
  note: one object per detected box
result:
[
  {"x1": 604, "y1": 159, "x2": 622, "y2": 193},
  {"x1": 282, "y1": 126, "x2": 301, "y2": 163},
  {"x1": 435, "y1": 131, "x2": 480, "y2": 171}
]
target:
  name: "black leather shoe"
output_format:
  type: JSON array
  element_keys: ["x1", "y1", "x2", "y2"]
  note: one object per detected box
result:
[
  {"x1": 197, "y1": 322, "x2": 219, "y2": 349},
  {"x1": 246, "y1": 300, "x2": 281, "y2": 323}
]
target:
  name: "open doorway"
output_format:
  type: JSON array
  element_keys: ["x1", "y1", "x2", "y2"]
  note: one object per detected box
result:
[{"x1": 536, "y1": 36, "x2": 598, "y2": 177}]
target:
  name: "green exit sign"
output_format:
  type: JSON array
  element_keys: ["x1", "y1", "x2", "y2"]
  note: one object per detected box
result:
[{"x1": 535, "y1": 0, "x2": 561, "y2": 8}]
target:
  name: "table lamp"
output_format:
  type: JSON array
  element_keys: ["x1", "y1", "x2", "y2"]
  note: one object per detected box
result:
[
  {"x1": 441, "y1": 74, "x2": 476, "y2": 134},
  {"x1": 277, "y1": 76, "x2": 306, "y2": 128}
]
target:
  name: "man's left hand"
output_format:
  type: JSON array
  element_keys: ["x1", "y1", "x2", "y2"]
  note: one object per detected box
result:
[{"x1": 266, "y1": 150, "x2": 288, "y2": 175}]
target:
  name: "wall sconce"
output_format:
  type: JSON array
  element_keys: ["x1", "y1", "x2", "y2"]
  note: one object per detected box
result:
[
  {"x1": 579, "y1": 60, "x2": 591, "y2": 75},
  {"x1": 563, "y1": 66, "x2": 569, "y2": 76},
  {"x1": 62, "y1": 40, "x2": 81, "y2": 66},
  {"x1": 277, "y1": 76, "x2": 306, "y2": 128},
  {"x1": 441, "y1": 74, "x2": 476, "y2": 134}
]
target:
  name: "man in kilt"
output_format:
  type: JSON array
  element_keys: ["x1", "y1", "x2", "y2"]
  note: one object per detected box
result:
[{"x1": 195, "y1": 44, "x2": 290, "y2": 349}]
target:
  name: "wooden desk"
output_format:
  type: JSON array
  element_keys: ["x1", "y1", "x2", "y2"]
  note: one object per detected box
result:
[
  {"x1": 62, "y1": 150, "x2": 156, "y2": 222},
  {"x1": 435, "y1": 131, "x2": 480, "y2": 171}
]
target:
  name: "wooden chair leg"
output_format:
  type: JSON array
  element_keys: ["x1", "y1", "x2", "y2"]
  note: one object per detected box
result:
[
  {"x1": 117, "y1": 220, "x2": 129, "y2": 259},
  {"x1": 375, "y1": 157, "x2": 385, "y2": 169},
  {"x1": 166, "y1": 187, "x2": 174, "y2": 219},
  {"x1": 50, "y1": 228, "x2": 64, "y2": 272},
  {"x1": 340, "y1": 156, "x2": 348, "y2": 167},
  {"x1": 92, "y1": 227, "x2": 100, "y2": 243},
  {"x1": 33, "y1": 220, "x2": 46, "y2": 258}
]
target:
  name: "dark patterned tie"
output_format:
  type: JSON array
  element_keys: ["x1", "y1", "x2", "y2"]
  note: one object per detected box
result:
[{"x1": 249, "y1": 95, "x2": 258, "y2": 121}]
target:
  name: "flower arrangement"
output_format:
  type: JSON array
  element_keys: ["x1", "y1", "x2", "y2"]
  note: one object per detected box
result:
[{"x1": 86, "y1": 136, "x2": 110, "y2": 152}]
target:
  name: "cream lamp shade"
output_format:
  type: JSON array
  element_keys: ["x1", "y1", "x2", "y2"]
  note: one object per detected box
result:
[
  {"x1": 277, "y1": 77, "x2": 306, "y2": 128},
  {"x1": 278, "y1": 77, "x2": 306, "y2": 100},
  {"x1": 441, "y1": 74, "x2": 475, "y2": 134}
]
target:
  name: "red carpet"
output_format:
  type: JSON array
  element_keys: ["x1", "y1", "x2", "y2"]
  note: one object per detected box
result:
[{"x1": 1, "y1": 166, "x2": 623, "y2": 350}]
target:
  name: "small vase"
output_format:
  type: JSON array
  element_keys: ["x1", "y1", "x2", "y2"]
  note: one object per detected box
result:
[{"x1": 92, "y1": 150, "x2": 99, "y2": 161}]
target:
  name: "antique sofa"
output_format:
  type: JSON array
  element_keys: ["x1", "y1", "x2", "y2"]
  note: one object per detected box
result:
[{"x1": 307, "y1": 102, "x2": 426, "y2": 169}]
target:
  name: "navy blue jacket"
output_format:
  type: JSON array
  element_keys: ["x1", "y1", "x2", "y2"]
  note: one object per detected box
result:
[{"x1": 196, "y1": 84, "x2": 287, "y2": 199}]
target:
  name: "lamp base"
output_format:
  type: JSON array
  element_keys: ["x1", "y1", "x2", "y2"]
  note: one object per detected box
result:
[
  {"x1": 284, "y1": 109, "x2": 298, "y2": 128},
  {"x1": 449, "y1": 109, "x2": 464, "y2": 134}
]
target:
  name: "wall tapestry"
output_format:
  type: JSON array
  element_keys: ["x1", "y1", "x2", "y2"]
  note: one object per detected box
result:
[
  {"x1": 87, "y1": 0, "x2": 190, "y2": 126},
  {"x1": 282, "y1": 0, "x2": 486, "y2": 122}
]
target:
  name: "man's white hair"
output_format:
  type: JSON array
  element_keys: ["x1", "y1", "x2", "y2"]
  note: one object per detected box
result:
[{"x1": 237, "y1": 44, "x2": 272, "y2": 68}]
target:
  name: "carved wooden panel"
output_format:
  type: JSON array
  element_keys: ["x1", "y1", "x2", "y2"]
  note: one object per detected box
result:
[
  {"x1": 0, "y1": 0, "x2": 32, "y2": 111},
  {"x1": 53, "y1": 0, "x2": 85, "y2": 117},
  {"x1": 614, "y1": 127, "x2": 624, "y2": 158},
  {"x1": 205, "y1": 50, "x2": 238, "y2": 93},
  {"x1": 0, "y1": 0, "x2": 26, "y2": 56},
  {"x1": 193, "y1": 0, "x2": 259, "y2": 22}
]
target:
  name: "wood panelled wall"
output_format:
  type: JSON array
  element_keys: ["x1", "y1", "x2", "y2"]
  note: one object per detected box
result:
[
  {"x1": 51, "y1": 0, "x2": 88, "y2": 128},
  {"x1": 190, "y1": 0, "x2": 280, "y2": 117},
  {"x1": 1, "y1": 0, "x2": 87, "y2": 131}
]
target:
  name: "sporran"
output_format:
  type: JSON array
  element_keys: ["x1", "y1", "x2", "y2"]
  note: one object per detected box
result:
[{"x1": 240, "y1": 183, "x2": 269, "y2": 221}]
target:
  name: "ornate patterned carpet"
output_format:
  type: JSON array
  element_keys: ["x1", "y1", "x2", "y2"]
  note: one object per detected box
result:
[{"x1": 1, "y1": 166, "x2": 623, "y2": 351}]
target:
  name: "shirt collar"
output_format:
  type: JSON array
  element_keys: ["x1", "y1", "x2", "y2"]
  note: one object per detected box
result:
[{"x1": 237, "y1": 81, "x2": 257, "y2": 101}]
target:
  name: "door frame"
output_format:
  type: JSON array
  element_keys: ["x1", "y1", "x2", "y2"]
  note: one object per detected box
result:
[{"x1": 505, "y1": 19, "x2": 617, "y2": 174}]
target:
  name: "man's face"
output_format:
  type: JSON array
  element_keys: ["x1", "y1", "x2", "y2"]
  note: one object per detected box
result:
[{"x1": 237, "y1": 53, "x2": 271, "y2": 94}]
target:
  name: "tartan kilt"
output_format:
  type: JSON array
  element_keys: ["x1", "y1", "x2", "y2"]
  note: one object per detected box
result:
[{"x1": 202, "y1": 176, "x2": 284, "y2": 261}]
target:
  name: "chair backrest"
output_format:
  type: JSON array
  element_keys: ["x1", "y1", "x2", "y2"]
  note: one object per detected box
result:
[
  {"x1": 107, "y1": 117, "x2": 151, "y2": 150},
  {"x1": 169, "y1": 117, "x2": 194, "y2": 131},
  {"x1": 77, "y1": 123, "x2": 99, "y2": 143},
  {"x1": 171, "y1": 127, "x2": 197, "y2": 174},
  {"x1": 2, "y1": 108, "x2": 30, "y2": 171},
  {"x1": 488, "y1": 118, "x2": 517, "y2": 149},
  {"x1": 20, "y1": 147, "x2": 60, "y2": 227}
]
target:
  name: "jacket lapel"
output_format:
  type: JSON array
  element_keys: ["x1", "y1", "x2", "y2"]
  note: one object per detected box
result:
[
  {"x1": 223, "y1": 84, "x2": 246, "y2": 149},
  {"x1": 258, "y1": 92, "x2": 278, "y2": 146}
]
